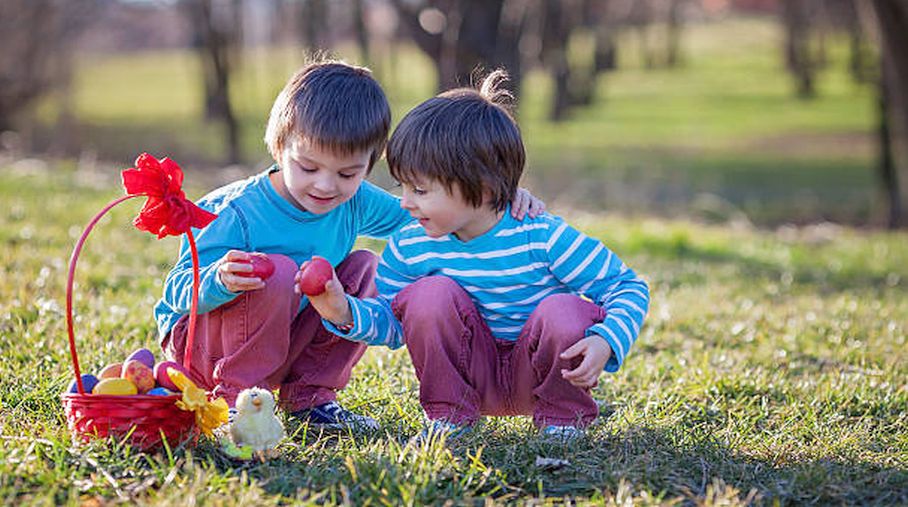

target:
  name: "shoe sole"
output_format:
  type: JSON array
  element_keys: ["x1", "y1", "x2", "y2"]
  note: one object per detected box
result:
[{"x1": 304, "y1": 422, "x2": 380, "y2": 432}]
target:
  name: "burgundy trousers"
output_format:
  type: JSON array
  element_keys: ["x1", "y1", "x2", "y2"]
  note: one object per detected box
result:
[
  {"x1": 392, "y1": 276, "x2": 606, "y2": 428},
  {"x1": 163, "y1": 250, "x2": 376, "y2": 410}
]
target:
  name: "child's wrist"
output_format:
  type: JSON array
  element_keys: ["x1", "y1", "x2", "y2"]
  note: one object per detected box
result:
[{"x1": 333, "y1": 318, "x2": 354, "y2": 333}]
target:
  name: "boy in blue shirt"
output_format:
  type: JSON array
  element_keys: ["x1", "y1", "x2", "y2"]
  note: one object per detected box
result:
[
  {"x1": 306, "y1": 71, "x2": 649, "y2": 439},
  {"x1": 156, "y1": 61, "x2": 543, "y2": 431}
]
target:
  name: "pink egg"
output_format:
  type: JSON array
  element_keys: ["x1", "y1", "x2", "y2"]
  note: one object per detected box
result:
[
  {"x1": 154, "y1": 360, "x2": 191, "y2": 392},
  {"x1": 125, "y1": 348, "x2": 155, "y2": 369}
]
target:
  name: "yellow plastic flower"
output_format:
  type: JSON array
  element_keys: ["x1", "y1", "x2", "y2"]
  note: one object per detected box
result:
[{"x1": 168, "y1": 368, "x2": 229, "y2": 437}]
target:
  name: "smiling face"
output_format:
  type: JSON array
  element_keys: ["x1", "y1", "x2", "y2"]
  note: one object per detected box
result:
[
  {"x1": 271, "y1": 137, "x2": 371, "y2": 214},
  {"x1": 400, "y1": 177, "x2": 502, "y2": 241}
]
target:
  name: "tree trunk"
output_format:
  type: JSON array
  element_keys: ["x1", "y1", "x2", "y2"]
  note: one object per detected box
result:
[
  {"x1": 541, "y1": 0, "x2": 571, "y2": 121},
  {"x1": 877, "y1": 62, "x2": 901, "y2": 228},
  {"x1": 0, "y1": 0, "x2": 94, "y2": 136},
  {"x1": 782, "y1": 0, "x2": 816, "y2": 99},
  {"x1": 666, "y1": 0, "x2": 683, "y2": 67},
  {"x1": 390, "y1": 0, "x2": 523, "y2": 98},
  {"x1": 351, "y1": 0, "x2": 371, "y2": 63},
  {"x1": 301, "y1": 0, "x2": 328, "y2": 50},
  {"x1": 870, "y1": 0, "x2": 908, "y2": 227},
  {"x1": 187, "y1": 0, "x2": 242, "y2": 164}
]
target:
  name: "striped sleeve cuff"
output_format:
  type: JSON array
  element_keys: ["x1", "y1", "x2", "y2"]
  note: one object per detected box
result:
[
  {"x1": 321, "y1": 294, "x2": 373, "y2": 343},
  {"x1": 588, "y1": 321, "x2": 630, "y2": 373}
]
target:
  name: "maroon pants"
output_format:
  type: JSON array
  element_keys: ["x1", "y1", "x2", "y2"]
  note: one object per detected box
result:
[
  {"x1": 163, "y1": 250, "x2": 376, "y2": 411},
  {"x1": 392, "y1": 276, "x2": 606, "y2": 428}
]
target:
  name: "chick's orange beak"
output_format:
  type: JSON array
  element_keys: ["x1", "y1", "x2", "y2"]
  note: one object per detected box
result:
[{"x1": 252, "y1": 397, "x2": 262, "y2": 408}]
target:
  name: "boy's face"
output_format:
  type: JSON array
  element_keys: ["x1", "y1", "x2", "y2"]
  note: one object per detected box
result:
[
  {"x1": 399, "y1": 177, "x2": 500, "y2": 241},
  {"x1": 274, "y1": 137, "x2": 371, "y2": 214}
]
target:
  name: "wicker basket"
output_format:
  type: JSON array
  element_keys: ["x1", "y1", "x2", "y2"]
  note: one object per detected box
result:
[{"x1": 61, "y1": 157, "x2": 215, "y2": 451}]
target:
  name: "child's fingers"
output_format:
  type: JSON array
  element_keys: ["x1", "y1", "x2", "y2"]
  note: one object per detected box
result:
[
  {"x1": 564, "y1": 367, "x2": 597, "y2": 388},
  {"x1": 225, "y1": 249, "x2": 251, "y2": 262},
  {"x1": 529, "y1": 198, "x2": 546, "y2": 218},
  {"x1": 220, "y1": 272, "x2": 265, "y2": 292},
  {"x1": 572, "y1": 376, "x2": 597, "y2": 389},
  {"x1": 562, "y1": 353, "x2": 597, "y2": 379},
  {"x1": 561, "y1": 365, "x2": 584, "y2": 380},
  {"x1": 560, "y1": 341, "x2": 586, "y2": 360},
  {"x1": 511, "y1": 189, "x2": 528, "y2": 220},
  {"x1": 224, "y1": 261, "x2": 254, "y2": 275}
]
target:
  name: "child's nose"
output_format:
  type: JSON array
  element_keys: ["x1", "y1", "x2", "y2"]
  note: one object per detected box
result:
[{"x1": 313, "y1": 175, "x2": 337, "y2": 192}]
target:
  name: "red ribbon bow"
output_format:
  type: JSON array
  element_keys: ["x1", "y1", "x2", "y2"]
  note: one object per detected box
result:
[{"x1": 121, "y1": 153, "x2": 217, "y2": 238}]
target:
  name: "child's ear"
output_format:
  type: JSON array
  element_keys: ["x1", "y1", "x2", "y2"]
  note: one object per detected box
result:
[{"x1": 481, "y1": 188, "x2": 497, "y2": 210}]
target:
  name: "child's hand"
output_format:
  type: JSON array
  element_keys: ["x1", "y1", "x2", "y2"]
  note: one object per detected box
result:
[
  {"x1": 559, "y1": 336, "x2": 612, "y2": 389},
  {"x1": 217, "y1": 250, "x2": 266, "y2": 293},
  {"x1": 295, "y1": 262, "x2": 354, "y2": 327},
  {"x1": 510, "y1": 188, "x2": 546, "y2": 220}
]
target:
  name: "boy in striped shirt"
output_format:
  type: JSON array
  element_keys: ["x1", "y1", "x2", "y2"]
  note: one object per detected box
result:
[{"x1": 304, "y1": 71, "x2": 649, "y2": 439}]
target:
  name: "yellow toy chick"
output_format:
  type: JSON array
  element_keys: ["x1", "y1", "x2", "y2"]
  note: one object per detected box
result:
[{"x1": 229, "y1": 387, "x2": 285, "y2": 457}]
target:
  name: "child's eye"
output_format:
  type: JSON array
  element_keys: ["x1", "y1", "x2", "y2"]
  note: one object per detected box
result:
[
  {"x1": 300, "y1": 166, "x2": 317, "y2": 173},
  {"x1": 413, "y1": 188, "x2": 427, "y2": 196},
  {"x1": 339, "y1": 173, "x2": 357, "y2": 179}
]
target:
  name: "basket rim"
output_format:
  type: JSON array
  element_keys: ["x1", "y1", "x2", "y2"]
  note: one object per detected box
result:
[{"x1": 62, "y1": 392, "x2": 183, "y2": 402}]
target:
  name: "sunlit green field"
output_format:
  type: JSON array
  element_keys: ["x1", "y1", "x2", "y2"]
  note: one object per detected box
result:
[
  {"x1": 1, "y1": 162, "x2": 906, "y2": 505},
  {"x1": 31, "y1": 17, "x2": 878, "y2": 226}
]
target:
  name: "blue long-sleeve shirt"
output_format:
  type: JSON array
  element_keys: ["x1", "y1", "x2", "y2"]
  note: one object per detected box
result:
[
  {"x1": 325, "y1": 209, "x2": 650, "y2": 372},
  {"x1": 154, "y1": 166, "x2": 411, "y2": 339}
]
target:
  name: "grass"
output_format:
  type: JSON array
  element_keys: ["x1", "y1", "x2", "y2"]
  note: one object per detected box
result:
[
  {"x1": 28, "y1": 17, "x2": 879, "y2": 226},
  {"x1": 1, "y1": 162, "x2": 906, "y2": 505}
]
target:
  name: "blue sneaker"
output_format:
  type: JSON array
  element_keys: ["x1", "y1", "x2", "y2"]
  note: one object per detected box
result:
[
  {"x1": 410, "y1": 418, "x2": 471, "y2": 446},
  {"x1": 540, "y1": 425, "x2": 583, "y2": 441},
  {"x1": 290, "y1": 401, "x2": 379, "y2": 432}
]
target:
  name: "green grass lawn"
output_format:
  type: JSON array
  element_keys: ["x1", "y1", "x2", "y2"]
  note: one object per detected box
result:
[
  {"x1": 1, "y1": 163, "x2": 906, "y2": 505},
  {"x1": 29, "y1": 17, "x2": 879, "y2": 227}
]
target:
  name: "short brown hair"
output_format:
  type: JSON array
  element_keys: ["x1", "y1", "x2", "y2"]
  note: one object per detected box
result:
[
  {"x1": 264, "y1": 60, "x2": 391, "y2": 171},
  {"x1": 386, "y1": 70, "x2": 525, "y2": 211}
]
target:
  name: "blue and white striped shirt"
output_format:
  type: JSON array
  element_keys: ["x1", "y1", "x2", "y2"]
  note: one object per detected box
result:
[{"x1": 326, "y1": 209, "x2": 649, "y2": 372}]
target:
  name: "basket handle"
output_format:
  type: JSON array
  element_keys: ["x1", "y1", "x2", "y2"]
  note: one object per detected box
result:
[
  {"x1": 66, "y1": 155, "x2": 215, "y2": 395},
  {"x1": 65, "y1": 195, "x2": 203, "y2": 395}
]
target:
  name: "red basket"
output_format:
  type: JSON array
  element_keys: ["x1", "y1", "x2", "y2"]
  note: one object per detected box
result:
[{"x1": 61, "y1": 155, "x2": 217, "y2": 451}]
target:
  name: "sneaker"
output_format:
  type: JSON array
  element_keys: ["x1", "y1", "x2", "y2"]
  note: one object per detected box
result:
[
  {"x1": 410, "y1": 418, "x2": 471, "y2": 446},
  {"x1": 290, "y1": 401, "x2": 379, "y2": 432},
  {"x1": 540, "y1": 425, "x2": 584, "y2": 441}
]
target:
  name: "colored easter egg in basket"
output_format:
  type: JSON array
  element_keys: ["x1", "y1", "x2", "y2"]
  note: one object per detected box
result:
[
  {"x1": 93, "y1": 377, "x2": 138, "y2": 395},
  {"x1": 154, "y1": 360, "x2": 190, "y2": 392},
  {"x1": 147, "y1": 387, "x2": 175, "y2": 396},
  {"x1": 122, "y1": 360, "x2": 156, "y2": 393},
  {"x1": 67, "y1": 374, "x2": 99, "y2": 394},
  {"x1": 298, "y1": 256, "x2": 333, "y2": 296},
  {"x1": 236, "y1": 253, "x2": 275, "y2": 280},
  {"x1": 125, "y1": 348, "x2": 155, "y2": 369},
  {"x1": 98, "y1": 362, "x2": 122, "y2": 379}
]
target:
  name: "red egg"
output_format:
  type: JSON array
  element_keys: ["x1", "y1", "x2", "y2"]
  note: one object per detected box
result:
[
  {"x1": 298, "y1": 256, "x2": 333, "y2": 296},
  {"x1": 236, "y1": 253, "x2": 275, "y2": 280},
  {"x1": 154, "y1": 360, "x2": 191, "y2": 392}
]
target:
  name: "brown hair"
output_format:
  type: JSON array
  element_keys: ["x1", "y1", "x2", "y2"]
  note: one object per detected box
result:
[
  {"x1": 264, "y1": 59, "x2": 391, "y2": 171},
  {"x1": 386, "y1": 70, "x2": 525, "y2": 211}
]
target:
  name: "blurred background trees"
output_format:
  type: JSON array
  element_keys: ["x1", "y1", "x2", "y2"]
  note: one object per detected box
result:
[{"x1": 1, "y1": 0, "x2": 906, "y2": 228}]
